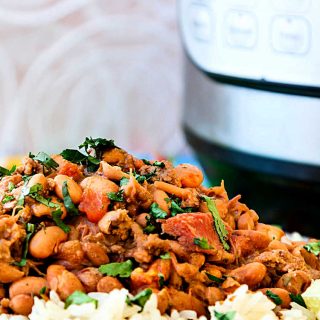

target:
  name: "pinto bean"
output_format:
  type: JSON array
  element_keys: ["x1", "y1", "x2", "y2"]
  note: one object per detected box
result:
[
  {"x1": 82, "y1": 242, "x2": 109, "y2": 266},
  {"x1": 237, "y1": 212, "x2": 255, "y2": 230},
  {"x1": 97, "y1": 276, "x2": 123, "y2": 293},
  {"x1": 28, "y1": 173, "x2": 48, "y2": 192},
  {"x1": 47, "y1": 265, "x2": 84, "y2": 300},
  {"x1": 76, "y1": 268, "x2": 103, "y2": 292},
  {"x1": 256, "y1": 223, "x2": 285, "y2": 241},
  {"x1": 206, "y1": 287, "x2": 225, "y2": 305},
  {"x1": 228, "y1": 262, "x2": 267, "y2": 289},
  {"x1": 153, "y1": 189, "x2": 170, "y2": 213},
  {"x1": 0, "y1": 284, "x2": 5, "y2": 299},
  {"x1": 29, "y1": 226, "x2": 68, "y2": 259},
  {"x1": 56, "y1": 240, "x2": 84, "y2": 267},
  {"x1": 9, "y1": 277, "x2": 47, "y2": 298},
  {"x1": 0, "y1": 263, "x2": 24, "y2": 283},
  {"x1": 174, "y1": 163, "x2": 204, "y2": 188},
  {"x1": 100, "y1": 161, "x2": 129, "y2": 181},
  {"x1": 135, "y1": 213, "x2": 149, "y2": 228},
  {"x1": 260, "y1": 288, "x2": 291, "y2": 308},
  {"x1": 267, "y1": 240, "x2": 288, "y2": 251},
  {"x1": 276, "y1": 271, "x2": 311, "y2": 295},
  {"x1": 9, "y1": 294, "x2": 34, "y2": 316},
  {"x1": 54, "y1": 174, "x2": 82, "y2": 204}
]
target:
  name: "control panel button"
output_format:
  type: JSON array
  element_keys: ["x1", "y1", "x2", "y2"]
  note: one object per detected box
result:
[
  {"x1": 188, "y1": 4, "x2": 212, "y2": 41},
  {"x1": 271, "y1": 16, "x2": 310, "y2": 54},
  {"x1": 225, "y1": 10, "x2": 257, "y2": 48},
  {"x1": 272, "y1": 0, "x2": 310, "y2": 12}
]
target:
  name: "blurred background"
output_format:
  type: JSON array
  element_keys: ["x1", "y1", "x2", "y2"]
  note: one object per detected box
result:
[
  {"x1": 1, "y1": 0, "x2": 320, "y2": 235},
  {"x1": 0, "y1": 0, "x2": 185, "y2": 157}
]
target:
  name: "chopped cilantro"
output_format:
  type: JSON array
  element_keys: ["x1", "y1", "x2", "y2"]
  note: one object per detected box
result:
[
  {"x1": 39, "y1": 286, "x2": 47, "y2": 295},
  {"x1": 60, "y1": 149, "x2": 87, "y2": 164},
  {"x1": 79, "y1": 137, "x2": 115, "y2": 159},
  {"x1": 2, "y1": 195, "x2": 15, "y2": 204},
  {"x1": 150, "y1": 203, "x2": 167, "y2": 219},
  {"x1": 289, "y1": 293, "x2": 307, "y2": 308},
  {"x1": 17, "y1": 182, "x2": 43, "y2": 206},
  {"x1": 160, "y1": 252, "x2": 171, "y2": 260},
  {"x1": 142, "y1": 159, "x2": 152, "y2": 165},
  {"x1": 214, "y1": 310, "x2": 236, "y2": 320},
  {"x1": 120, "y1": 177, "x2": 129, "y2": 187},
  {"x1": 193, "y1": 237, "x2": 213, "y2": 250},
  {"x1": 202, "y1": 195, "x2": 230, "y2": 251},
  {"x1": 107, "y1": 190, "x2": 124, "y2": 202},
  {"x1": 266, "y1": 290, "x2": 282, "y2": 305},
  {"x1": 304, "y1": 241, "x2": 320, "y2": 256},
  {"x1": 126, "y1": 288, "x2": 152, "y2": 308},
  {"x1": 142, "y1": 159, "x2": 164, "y2": 168},
  {"x1": 143, "y1": 224, "x2": 157, "y2": 234},
  {"x1": 169, "y1": 198, "x2": 193, "y2": 216},
  {"x1": 0, "y1": 165, "x2": 16, "y2": 177},
  {"x1": 29, "y1": 152, "x2": 58, "y2": 170},
  {"x1": 98, "y1": 260, "x2": 133, "y2": 278},
  {"x1": 158, "y1": 273, "x2": 165, "y2": 288},
  {"x1": 62, "y1": 181, "x2": 79, "y2": 216},
  {"x1": 206, "y1": 272, "x2": 224, "y2": 284},
  {"x1": 65, "y1": 291, "x2": 98, "y2": 309},
  {"x1": 8, "y1": 182, "x2": 15, "y2": 192},
  {"x1": 52, "y1": 209, "x2": 70, "y2": 233}
]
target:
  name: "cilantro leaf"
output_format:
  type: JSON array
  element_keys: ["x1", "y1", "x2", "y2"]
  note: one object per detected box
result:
[
  {"x1": 304, "y1": 241, "x2": 320, "y2": 256},
  {"x1": 158, "y1": 273, "x2": 165, "y2": 288},
  {"x1": 194, "y1": 237, "x2": 213, "y2": 249},
  {"x1": 107, "y1": 190, "x2": 124, "y2": 202},
  {"x1": 52, "y1": 209, "x2": 70, "y2": 233},
  {"x1": 289, "y1": 293, "x2": 307, "y2": 308},
  {"x1": 39, "y1": 286, "x2": 47, "y2": 295},
  {"x1": 2, "y1": 195, "x2": 15, "y2": 204},
  {"x1": 206, "y1": 272, "x2": 224, "y2": 284},
  {"x1": 65, "y1": 291, "x2": 98, "y2": 309},
  {"x1": 150, "y1": 203, "x2": 167, "y2": 219},
  {"x1": 266, "y1": 290, "x2": 282, "y2": 305},
  {"x1": 98, "y1": 260, "x2": 133, "y2": 278},
  {"x1": 17, "y1": 182, "x2": 43, "y2": 206},
  {"x1": 60, "y1": 149, "x2": 87, "y2": 164},
  {"x1": 160, "y1": 252, "x2": 171, "y2": 260},
  {"x1": 0, "y1": 165, "x2": 16, "y2": 177},
  {"x1": 153, "y1": 161, "x2": 165, "y2": 168},
  {"x1": 30, "y1": 152, "x2": 58, "y2": 170},
  {"x1": 214, "y1": 310, "x2": 236, "y2": 320},
  {"x1": 8, "y1": 182, "x2": 15, "y2": 192},
  {"x1": 120, "y1": 177, "x2": 129, "y2": 187},
  {"x1": 142, "y1": 159, "x2": 152, "y2": 165},
  {"x1": 14, "y1": 223, "x2": 35, "y2": 267},
  {"x1": 143, "y1": 224, "x2": 157, "y2": 234},
  {"x1": 202, "y1": 195, "x2": 230, "y2": 251},
  {"x1": 126, "y1": 288, "x2": 152, "y2": 308},
  {"x1": 62, "y1": 181, "x2": 79, "y2": 216},
  {"x1": 79, "y1": 137, "x2": 115, "y2": 159}
]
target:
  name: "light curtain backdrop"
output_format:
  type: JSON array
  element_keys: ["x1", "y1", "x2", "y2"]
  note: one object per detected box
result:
[{"x1": 0, "y1": 0, "x2": 185, "y2": 157}]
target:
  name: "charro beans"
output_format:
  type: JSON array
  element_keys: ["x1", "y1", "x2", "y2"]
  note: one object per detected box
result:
[
  {"x1": 260, "y1": 288, "x2": 291, "y2": 308},
  {"x1": 174, "y1": 163, "x2": 203, "y2": 188},
  {"x1": 9, "y1": 276, "x2": 47, "y2": 298},
  {"x1": 54, "y1": 174, "x2": 83, "y2": 204},
  {"x1": 97, "y1": 276, "x2": 123, "y2": 293},
  {"x1": 9, "y1": 294, "x2": 34, "y2": 316},
  {"x1": 228, "y1": 262, "x2": 267, "y2": 289},
  {"x1": 27, "y1": 173, "x2": 48, "y2": 192},
  {"x1": 0, "y1": 263, "x2": 24, "y2": 283},
  {"x1": 29, "y1": 226, "x2": 68, "y2": 259},
  {"x1": 47, "y1": 265, "x2": 84, "y2": 300}
]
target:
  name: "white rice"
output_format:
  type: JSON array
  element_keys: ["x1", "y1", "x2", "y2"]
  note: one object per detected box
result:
[{"x1": 1, "y1": 285, "x2": 320, "y2": 320}]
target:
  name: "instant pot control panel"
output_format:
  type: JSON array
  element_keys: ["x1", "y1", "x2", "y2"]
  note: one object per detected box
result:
[{"x1": 179, "y1": 0, "x2": 320, "y2": 89}]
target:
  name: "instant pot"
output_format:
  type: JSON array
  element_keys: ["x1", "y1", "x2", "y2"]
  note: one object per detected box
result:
[{"x1": 178, "y1": 0, "x2": 320, "y2": 235}]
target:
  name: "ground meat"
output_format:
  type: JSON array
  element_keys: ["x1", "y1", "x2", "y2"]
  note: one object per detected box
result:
[{"x1": 0, "y1": 215, "x2": 26, "y2": 262}]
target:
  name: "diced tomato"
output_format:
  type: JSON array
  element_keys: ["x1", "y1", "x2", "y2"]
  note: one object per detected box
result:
[
  {"x1": 161, "y1": 212, "x2": 223, "y2": 254},
  {"x1": 58, "y1": 161, "x2": 83, "y2": 181},
  {"x1": 78, "y1": 188, "x2": 110, "y2": 223}
]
